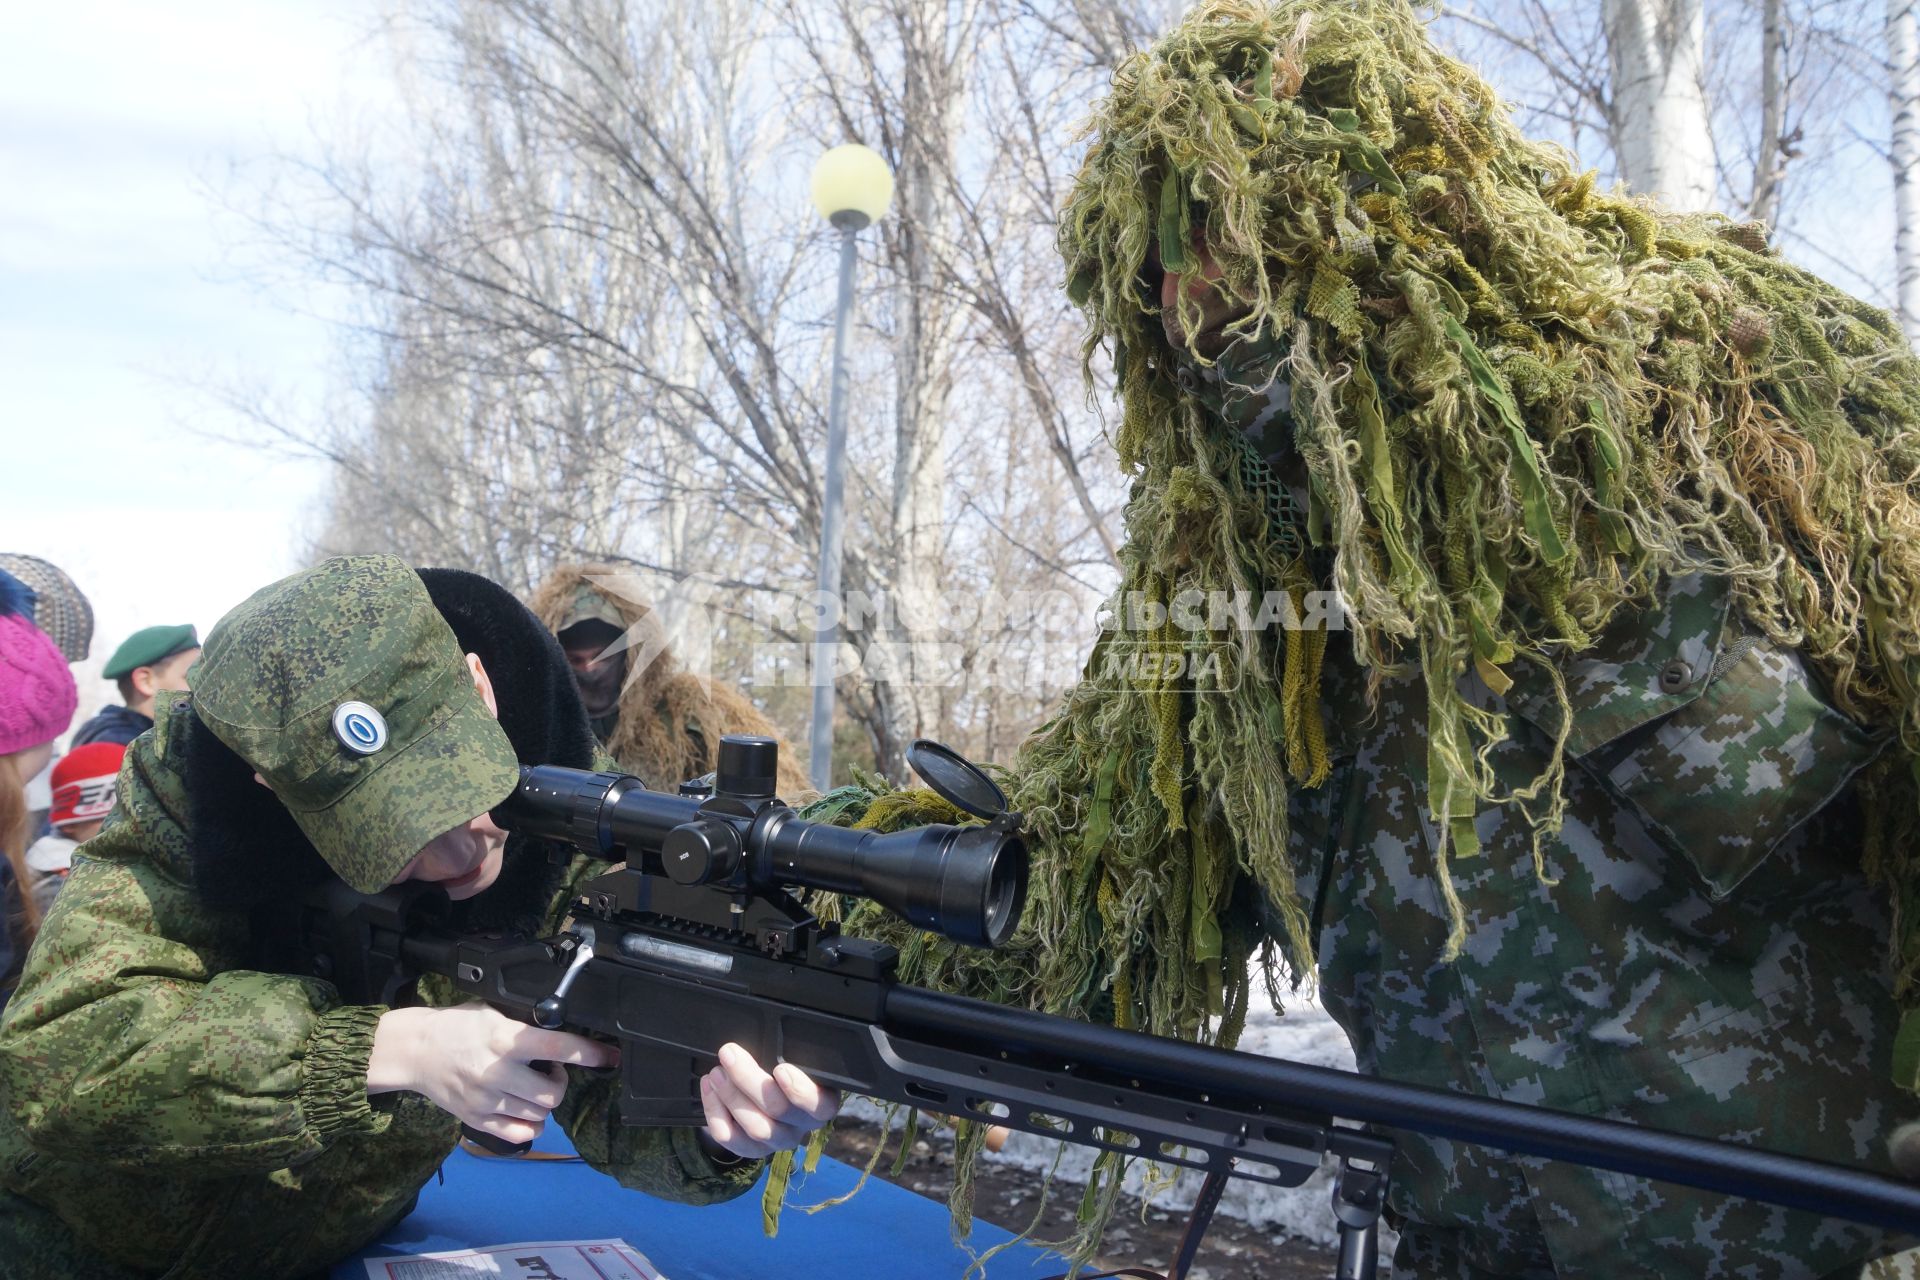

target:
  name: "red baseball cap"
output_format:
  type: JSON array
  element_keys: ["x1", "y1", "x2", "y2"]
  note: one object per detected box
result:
[{"x1": 50, "y1": 742, "x2": 126, "y2": 828}]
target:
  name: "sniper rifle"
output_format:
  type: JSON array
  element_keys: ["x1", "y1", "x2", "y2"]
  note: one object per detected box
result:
[{"x1": 307, "y1": 735, "x2": 1920, "y2": 1279}]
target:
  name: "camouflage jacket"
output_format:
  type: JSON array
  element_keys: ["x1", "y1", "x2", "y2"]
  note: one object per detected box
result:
[
  {"x1": 0, "y1": 695, "x2": 759, "y2": 1280},
  {"x1": 1184, "y1": 335, "x2": 1918, "y2": 1277}
]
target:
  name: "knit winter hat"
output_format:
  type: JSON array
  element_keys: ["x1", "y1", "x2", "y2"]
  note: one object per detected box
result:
[
  {"x1": 0, "y1": 555, "x2": 92, "y2": 664},
  {"x1": 0, "y1": 574, "x2": 78, "y2": 757},
  {"x1": 48, "y1": 741, "x2": 126, "y2": 828}
]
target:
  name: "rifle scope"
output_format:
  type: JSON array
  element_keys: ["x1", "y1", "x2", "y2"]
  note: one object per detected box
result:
[{"x1": 496, "y1": 737, "x2": 1027, "y2": 948}]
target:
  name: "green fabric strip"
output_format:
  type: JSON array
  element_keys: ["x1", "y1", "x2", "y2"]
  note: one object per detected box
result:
[{"x1": 1446, "y1": 315, "x2": 1569, "y2": 564}]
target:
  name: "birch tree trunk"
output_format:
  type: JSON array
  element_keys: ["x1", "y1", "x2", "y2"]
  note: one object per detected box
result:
[
  {"x1": 1603, "y1": 0, "x2": 1716, "y2": 211},
  {"x1": 1747, "y1": 0, "x2": 1786, "y2": 225},
  {"x1": 1892, "y1": 0, "x2": 1920, "y2": 347}
]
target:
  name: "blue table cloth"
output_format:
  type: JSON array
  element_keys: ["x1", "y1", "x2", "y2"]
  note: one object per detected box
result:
[{"x1": 337, "y1": 1129, "x2": 1070, "y2": 1280}]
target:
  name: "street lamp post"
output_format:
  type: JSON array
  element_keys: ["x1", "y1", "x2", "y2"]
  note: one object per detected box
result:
[{"x1": 807, "y1": 143, "x2": 893, "y2": 792}]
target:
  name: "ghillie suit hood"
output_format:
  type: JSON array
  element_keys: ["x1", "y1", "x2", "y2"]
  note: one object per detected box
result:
[
  {"x1": 811, "y1": 0, "x2": 1920, "y2": 1257},
  {"x1": 1029, "y1": 0, "x2": 1920, "y2": 1034},
  {"x1": 527, "y1": 564, "x2": 812, "y2": 798}
]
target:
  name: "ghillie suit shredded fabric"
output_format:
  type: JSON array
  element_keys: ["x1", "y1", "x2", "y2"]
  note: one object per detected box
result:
[
  {"x1": 795, "y1": 0, "x2": 1920, "y2": 1270},
  {"x1": 1037, "y1": 0, "x2": 1920, "y2": 1034},
  {"x1": 528, "y1": 564, "x2": 812, "y2": 797}
]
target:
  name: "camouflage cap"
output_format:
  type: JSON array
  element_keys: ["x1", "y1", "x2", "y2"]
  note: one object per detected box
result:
[
  {"x1": 559, "y1": 581, "x2": 628, "y2": 634},
  {"x1": 191, "y1": 555, "x2": 521, "y2": 893}
]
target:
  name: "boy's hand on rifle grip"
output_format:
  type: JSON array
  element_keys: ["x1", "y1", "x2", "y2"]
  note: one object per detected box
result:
[
  {"x1": 368, "y1": 1003, "x2": 615, "y2": 1145},
  {"x1": 699, "y1": 1041, "x2": 842, "y2": 1160}
]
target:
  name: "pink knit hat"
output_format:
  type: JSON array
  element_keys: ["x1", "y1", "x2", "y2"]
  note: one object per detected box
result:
[{"x1": 0, "y1": 613, "x2": 77, "y2": 757}]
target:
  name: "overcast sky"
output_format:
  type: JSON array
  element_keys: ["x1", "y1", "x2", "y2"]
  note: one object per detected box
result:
[{"x1": 0, "y1": 1, "x2": 392, "y2": 730}]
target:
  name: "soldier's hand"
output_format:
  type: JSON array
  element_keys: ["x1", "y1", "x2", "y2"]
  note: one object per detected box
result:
[
  {"x1": 699, "y1": 1041, "x2": 841, "y2": 1161},
  {"x1": 368, "y1": 1003, "x2": 615, "y2": 1146}
]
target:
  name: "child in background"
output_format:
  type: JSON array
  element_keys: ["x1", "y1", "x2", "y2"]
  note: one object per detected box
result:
[
  {"x1": 23, "y1": 742, "x2": 124, "y2": 917},
  {"x1": 0, "y1": 555, "x2": 94, "y2": 841},
  {"x1": 0, "y1": 570, "x2": 78, "y2": 997}
]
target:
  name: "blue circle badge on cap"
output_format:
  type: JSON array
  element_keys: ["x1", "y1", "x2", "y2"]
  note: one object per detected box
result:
[{"x1": 332, "y1": 701, "x2": 389, "y2": 755}]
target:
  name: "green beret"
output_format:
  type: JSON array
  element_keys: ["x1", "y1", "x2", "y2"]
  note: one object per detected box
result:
[{"x1": 102, "y1": 624, "x2": 200, "y2": 679}]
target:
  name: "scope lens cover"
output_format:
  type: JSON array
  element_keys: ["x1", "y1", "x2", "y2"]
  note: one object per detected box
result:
[{"x1": 907, "y1": 739, "x2": 1008, "y2": 820}]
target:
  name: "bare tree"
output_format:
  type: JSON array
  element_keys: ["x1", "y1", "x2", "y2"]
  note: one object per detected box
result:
[
  {"x1": 249, "y1": 0, "x2": 1920, "y2": 789},
  {"x1": 1605, "y1": 0, "x2": 1717, "y2": 208},
  {"x1": 1747, "y1": 0, "x2": 1789, "y2": 223},
  {"x1": 249, "y1": 0, "x2": 1158, "y2": 778},
  {"x1": 1891, "y1": 0, "x2": 1920, "y2": 344},
  {"x1": 1441, "y1": 0, "x2": 1902, "y2": 307}
]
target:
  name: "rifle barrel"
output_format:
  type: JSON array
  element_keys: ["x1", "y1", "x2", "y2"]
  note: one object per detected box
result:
[{"x1": 885, "y1": 985, "x2": 1920, "y2": 1233}]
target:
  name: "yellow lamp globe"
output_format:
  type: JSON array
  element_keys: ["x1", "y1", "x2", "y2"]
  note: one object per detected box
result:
[{"x1": 810, "y1": 143, "x2": 894, "y2": 228}]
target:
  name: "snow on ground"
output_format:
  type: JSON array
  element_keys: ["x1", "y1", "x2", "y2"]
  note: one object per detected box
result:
[{"x1": 850, "y1": 968, "x2": 1396, "y2": 1253}]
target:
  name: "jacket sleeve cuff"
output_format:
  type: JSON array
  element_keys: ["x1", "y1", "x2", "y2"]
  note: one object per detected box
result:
[
  {"x1": 298, "y1": 1005, "x2": 392, "y2": 1142},
  {"x1": 672, "y1": 1124, "x2": 765, "y2": 1199}
]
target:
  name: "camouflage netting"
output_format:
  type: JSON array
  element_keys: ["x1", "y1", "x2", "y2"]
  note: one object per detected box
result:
[{"x1": 771, "y1": 0, "x2": 1920, "y2": 1262}]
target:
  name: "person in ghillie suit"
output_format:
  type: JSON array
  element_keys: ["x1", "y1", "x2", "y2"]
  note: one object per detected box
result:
[
  {"x1": 528, "y1": 564, "x2": 811, "y2": 797},
  {"x1": 831, "y1": 2, "x2": 1920, "y2": 1275}
]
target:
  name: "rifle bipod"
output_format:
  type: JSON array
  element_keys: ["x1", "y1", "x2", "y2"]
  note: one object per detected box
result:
[
  {"x1": 1331, "y1": 1151, "x2": 1388, "y2": 1280},
  {"x1": 1040, "y1": 1148, "x2": 1390, "y2": 1280},
  {"x1": 1035, "y1": 1169, "x2": 1227, "y2": 1280}
]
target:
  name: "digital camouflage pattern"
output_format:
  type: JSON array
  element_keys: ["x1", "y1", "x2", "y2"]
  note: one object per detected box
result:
[
  {"x1": 1295, "y1": 574, "x2": 1914, "y2": 1276},
  {"x1": 194, "y1": 555, "x2": 522, "y2": 894},
  {"x1": 0, "y1": 653, "x2": 758, "y2": 1278}
]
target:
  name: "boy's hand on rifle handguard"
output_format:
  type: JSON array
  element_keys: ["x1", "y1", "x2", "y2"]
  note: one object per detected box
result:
[{"x1": 698, "y1": 1041, "x2": 842, "y2": 1160}]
